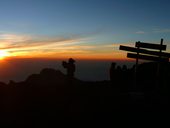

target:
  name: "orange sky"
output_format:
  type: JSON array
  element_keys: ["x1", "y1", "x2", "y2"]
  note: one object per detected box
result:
[
  {"x1": 1, "y1": 50, "x2": 129, "y2": 61},
  {"x1": 0, "y1": 33, "x2": 132, "y2": 61}
]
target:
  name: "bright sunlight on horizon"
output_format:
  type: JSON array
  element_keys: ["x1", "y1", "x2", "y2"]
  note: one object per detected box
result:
[{"x1": 0, "y1": 50, "x2": 9, "y2": 60}]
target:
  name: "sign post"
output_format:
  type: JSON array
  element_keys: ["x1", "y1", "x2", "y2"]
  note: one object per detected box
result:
[{"x1": 119, "y1": 39, "x2": 169, "y2": 88}]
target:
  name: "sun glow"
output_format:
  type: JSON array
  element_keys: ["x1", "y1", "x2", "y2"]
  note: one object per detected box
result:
[{"x1": 0, "y1": 50, "x2": 9, "y2": 60}]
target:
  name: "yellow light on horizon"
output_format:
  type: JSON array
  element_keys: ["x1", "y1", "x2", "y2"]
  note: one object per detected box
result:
[{"x1": 0, "y1": 50, "x2": 9, "y2": 60}]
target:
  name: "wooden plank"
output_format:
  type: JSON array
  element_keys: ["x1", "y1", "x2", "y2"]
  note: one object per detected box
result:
[
  {"x1": 119, "y1": 45, "x2": 136, "y2": 52},
  {"x1": 119, "y1": 45, "x2": 170, "y2": 57},
  {"x1": 127, "y1": 53, "x2": 169, "y2": 62},
  {"x1": 135, "y1": 41, "x2": 166, "y2": 50}
]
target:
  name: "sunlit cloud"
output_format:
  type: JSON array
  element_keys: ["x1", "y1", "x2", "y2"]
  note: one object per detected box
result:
[
  {"x1": 0, "y1": 33, "x2": 85, "y2": 58},
  {"x1": 0, "y1": 34, "x2": 84, "y2": 50},
  {"x1": 0, "y1": 33, "x2": 131, "y2": 60},
  {"x1": 0, "y1": 34, "x2": 30, "y2": 42}
]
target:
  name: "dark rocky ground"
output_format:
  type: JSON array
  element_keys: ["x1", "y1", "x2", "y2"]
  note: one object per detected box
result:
[{"x1": 0, "y1": 62, "x2": 170, "y2": 126}]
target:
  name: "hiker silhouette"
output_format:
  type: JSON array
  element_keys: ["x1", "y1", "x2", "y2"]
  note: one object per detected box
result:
[
  {"x1": 109, "y1": 62, "x2": 116, "y2": 82},
  {"x1": 62, "y1": 58, "x2": 76, "y2": 77}
]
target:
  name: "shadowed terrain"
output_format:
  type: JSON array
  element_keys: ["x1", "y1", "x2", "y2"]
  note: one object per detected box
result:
[{"x1": 0, "y1": 62, "x2": 170, "y2": 126}]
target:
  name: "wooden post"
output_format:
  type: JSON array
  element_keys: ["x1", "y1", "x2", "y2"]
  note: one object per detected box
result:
[
  {"x1": 156, "y1": 38, "x2": 163, "y2": 89},
  {"x1": 134, "y1": 41, "x2": 140, "y2": 88},
  {"x1": 135, "y1": 41, "x2": 140, "y2": 72}
]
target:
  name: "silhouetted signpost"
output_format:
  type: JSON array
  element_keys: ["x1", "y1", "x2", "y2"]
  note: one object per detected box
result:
[{"x1": 119, "y1": 39, "x2": 170, "y2": 87}]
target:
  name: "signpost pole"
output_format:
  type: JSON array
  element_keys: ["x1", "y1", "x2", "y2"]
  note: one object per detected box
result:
[
  {"x1": 156, "y1": 38, "x2": 164, "y2": 89},
  {"x1": 134, "y1": 41, "x2": 140, "y2": 88}
]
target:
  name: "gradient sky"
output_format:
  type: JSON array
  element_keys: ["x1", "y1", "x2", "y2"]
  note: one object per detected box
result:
[{"x1": 0, "y1": 0, "x2": 170, "y2": 60}]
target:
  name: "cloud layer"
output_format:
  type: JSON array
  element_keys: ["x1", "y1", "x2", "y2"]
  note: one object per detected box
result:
[{"x1": 0, "y1": 33, "x2": 125, "y2": 59}]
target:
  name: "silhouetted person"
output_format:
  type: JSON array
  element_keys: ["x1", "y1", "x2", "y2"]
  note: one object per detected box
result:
[
  {"x1": 115, "y1": 66, "x2": 122, "y2": 82},
  {"x1": 122, "y1": 65, "x2": 127, "y2": 71},
  {"x1": 110, "y1": 62, "x2": 116, "y2": 82},
  {"x1": 62, "y1": 58, "x2": 76, "y2": 78},
  {"x1": 122, "y1": 65, "x2": 128, "y2": 90},
  {"x1": 122, "y1": 65, "x2": 128, "y2": 80}
]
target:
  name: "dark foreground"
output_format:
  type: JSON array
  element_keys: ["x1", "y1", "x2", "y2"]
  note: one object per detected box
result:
[{"x1": 0, "y1": 62, "x2": 170, "y2": 126}]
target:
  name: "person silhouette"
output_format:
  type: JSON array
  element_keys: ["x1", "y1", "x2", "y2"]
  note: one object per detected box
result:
[
  {"x1": 116, "y1": 65, "x2": 122, "y2": 82},
  {"x1": 62, "y1": 58, "x2": 76, "y2": 78},
  {"x1": 109, "y1": 62, "x2": 116, "y2": 82}
]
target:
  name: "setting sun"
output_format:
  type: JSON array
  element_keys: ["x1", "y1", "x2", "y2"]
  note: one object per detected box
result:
[{"x1": 0, "y1": 50, "x2": 9, "y2": 60}]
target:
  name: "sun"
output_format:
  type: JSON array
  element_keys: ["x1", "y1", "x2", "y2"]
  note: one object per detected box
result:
[{"x1": 0, "y1": 50, "x2": 9, "y2": 60}]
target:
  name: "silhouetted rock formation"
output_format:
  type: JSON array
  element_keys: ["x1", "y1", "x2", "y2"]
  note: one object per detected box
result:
[
  {"x1": 0, "y1": 62, "x2": 169, "y2": 126},
  {"x1": 0, "y1": 68, "x2": 122, "y2": 126},
  {"x1": 25, "y1": 68, "x2": 67, "y2": 85}
]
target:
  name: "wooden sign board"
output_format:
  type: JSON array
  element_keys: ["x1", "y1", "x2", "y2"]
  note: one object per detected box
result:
[
  {"x1": 119, "y1": 45, "x2": 170, "y2": 57},
  {"x1": 135, "y1": 41, "x2": 167, "y2": 50},
  {"x1": 127, "y1": 53, "x2": 169, "y2": 62},
  {"x1": 119, "y1": 39, "x2": 169, "y2": 86},
  {"x1": 119, "y1": 39, "x2": 169, "y2": 63}
]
